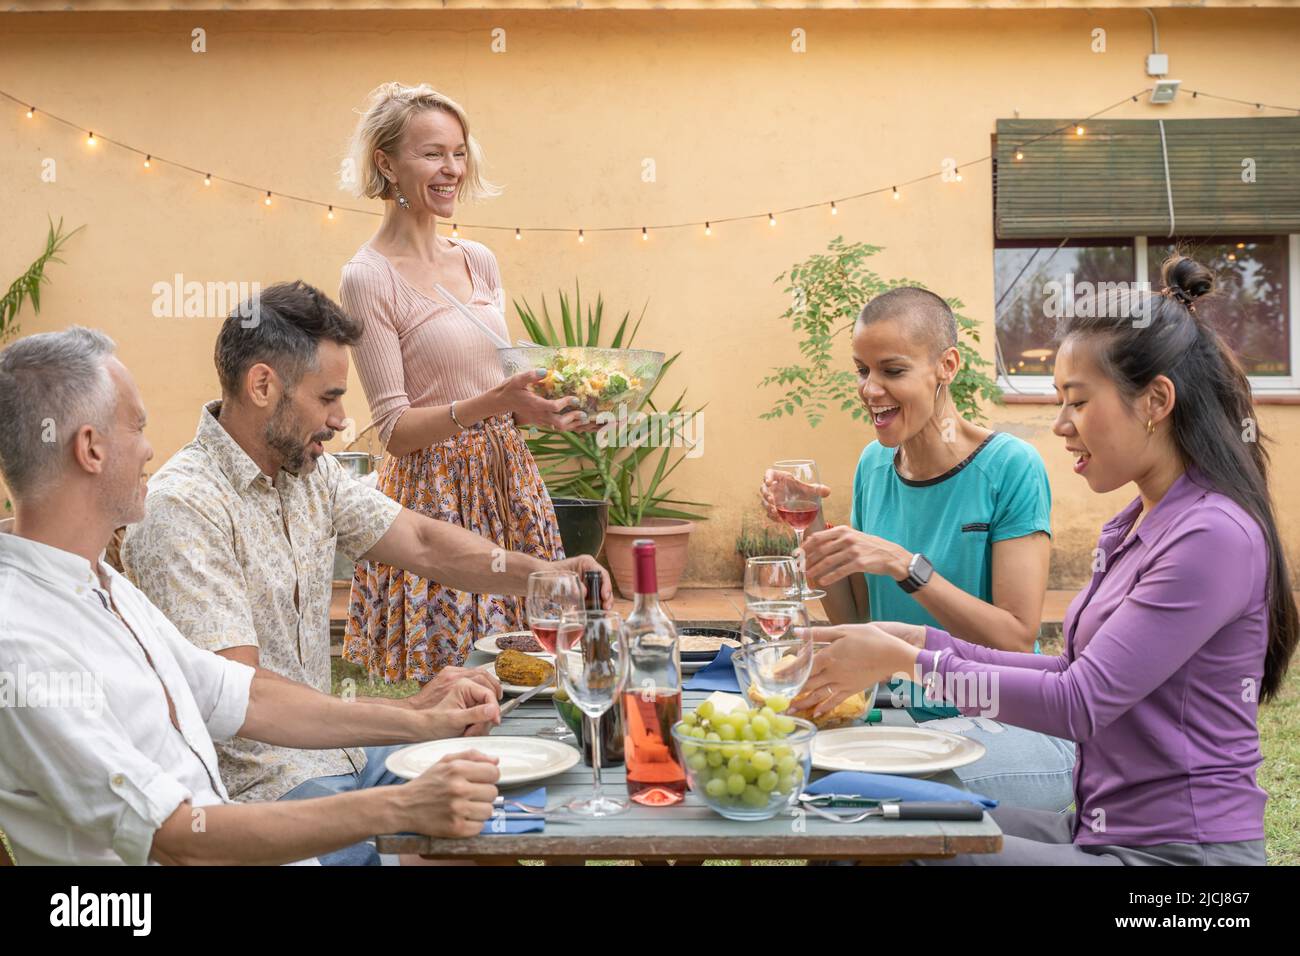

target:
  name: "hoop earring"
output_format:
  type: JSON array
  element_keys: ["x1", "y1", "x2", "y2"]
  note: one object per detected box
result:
[{"x1": 1146, "y1": 419, "x2": 1156, "y2": 435}]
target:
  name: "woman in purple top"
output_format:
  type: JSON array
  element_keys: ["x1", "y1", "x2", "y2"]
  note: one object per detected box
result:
[{"x1": 794, "y1": 255, "x2": 1297, "y2": 865}]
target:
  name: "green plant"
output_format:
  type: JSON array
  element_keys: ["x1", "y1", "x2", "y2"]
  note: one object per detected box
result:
[
  {"x1": 1, "y1": 217, "x2": 82, "y2": 344},
  {"x1": 760, "y1": 236, "x2": 1000, "y2": 426},
  {"x1": 516, "y1": 285, "x2": 709, "y2": 527},
  {"x1": 734, "y1": 513, "x2": 796, "y2": 560}
]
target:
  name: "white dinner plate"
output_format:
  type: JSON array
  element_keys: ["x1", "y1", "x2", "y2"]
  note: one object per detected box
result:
[
  {"x1": 500, "y1": 678, "x2": 558, "y2": 698},
  {"x1": 474, "y1": 631, "x2": 551, "y2": 657},
  {"x1": 385, "y1": 736, "x2": 579, "y2": 786},
  {"x1": 811, "y1": 725, "x2": 987, "y2": 777}
]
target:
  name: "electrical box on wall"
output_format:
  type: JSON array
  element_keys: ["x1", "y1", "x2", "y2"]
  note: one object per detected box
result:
[{"x1": 1147, "y1": 53, "x2": 1170, "y2": 76}]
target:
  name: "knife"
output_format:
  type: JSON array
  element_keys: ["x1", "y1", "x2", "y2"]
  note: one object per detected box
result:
[{"x1": 498, "y1": 674, "x2": 556, "y2": 718}]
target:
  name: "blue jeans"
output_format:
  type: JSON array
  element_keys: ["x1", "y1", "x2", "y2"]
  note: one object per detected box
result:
[
  {"x1": 939, "y1": 720, "x2": 1076, "y2": 812},
  {"x1": 277, "y1": 745, "x2": 407, "y2": 866}
]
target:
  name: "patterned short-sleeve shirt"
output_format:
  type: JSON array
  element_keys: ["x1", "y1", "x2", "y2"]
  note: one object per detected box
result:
[{"x1": 121, "y1": 401, "x2": 402, "y2": 803}]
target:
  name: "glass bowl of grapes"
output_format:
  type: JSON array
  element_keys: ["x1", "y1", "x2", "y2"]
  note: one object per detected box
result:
[{"x1": 671, "y1": 700, "x2": 816, "y2": 821}]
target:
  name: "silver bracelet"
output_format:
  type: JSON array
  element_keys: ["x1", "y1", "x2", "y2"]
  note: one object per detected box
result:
[{"x1": 449, "y1": 400, "x2": 467, "y2": 431}]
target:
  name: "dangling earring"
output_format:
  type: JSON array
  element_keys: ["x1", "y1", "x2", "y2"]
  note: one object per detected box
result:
[
  {"x1": 1146, "y1": 419, "x2": 1156, "y2": 435},
  {"x1": 389, "y1": 178, "x2": 409, "y2": 209}
]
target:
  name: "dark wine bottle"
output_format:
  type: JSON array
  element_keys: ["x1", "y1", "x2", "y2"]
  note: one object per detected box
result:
[{"x1": 581, "y1": 569, "x2": 624, "y2": 767}]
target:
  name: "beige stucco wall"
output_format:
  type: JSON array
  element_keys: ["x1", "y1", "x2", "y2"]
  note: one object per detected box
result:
[{"x1": 3, "y1": 8, "x2": 1298, "y2": 587}]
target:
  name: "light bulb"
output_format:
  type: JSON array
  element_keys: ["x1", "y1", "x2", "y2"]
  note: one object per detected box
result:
[
  {"x1": 515, "y1": 228, "x2": 521, "y2": 241},
  {"x1": 1015, "y1": 149, "x2": 1024, "y2": 161},
  {"x1": 892, "y1": 186, "x2": 900, "y2": 200},
  {"x1": 143, "y1": 155, "x2": 151, "y2": 168},
  {"x1": 704, "y1": 222, "x2": 711, "y2": 236},
  {"x1": 327, "y1": 206, "x2": 335, "y2": 220},
  {"x1": 578, "y1": 229, "x2": 585, "y2": 244},
  {"x1": 1075, "y1": 125, "x2": 1085, "y2": 136},
  {"x1": 451, "y1": 224, "x2": 459, "y2": 237},
  {"x1": 204, "y1": 173, "x2": 212, "y2": 186},
  {"x1": 830, "y1": 202, "x2": 838, "y2": 216},
  {"x1": 264, "y1": 191, "x2": 272, "y2": 206},
  {"x1": 26, "y1": 107, "x2": 34, "y2": 119},
  {"x1": 86, "y1": 131, "x2": 96, "y2": 146},
  {"x1": 768, "y1": 212, "x2": 776, "y2": 227}
]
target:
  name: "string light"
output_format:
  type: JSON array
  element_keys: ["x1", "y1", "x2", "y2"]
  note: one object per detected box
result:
[
  {"x1": 9, "y1": 84, "x2": 1200, "y2": 236},
  {"x1": 954, "y1": 167, "x2": 963, "y2": 182},
  {"x1": 451, "y1": 223, "x2": 459, "y2": 237}
]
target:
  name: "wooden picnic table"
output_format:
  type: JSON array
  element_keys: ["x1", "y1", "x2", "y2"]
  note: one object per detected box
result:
[{"x1": 377, "y1": 650, "x2": 1004, "y2": 864}]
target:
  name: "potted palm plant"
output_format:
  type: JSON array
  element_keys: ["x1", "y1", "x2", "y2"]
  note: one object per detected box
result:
[{"x1": 516, "y1": 285, "x2": 708, "y2": 599}]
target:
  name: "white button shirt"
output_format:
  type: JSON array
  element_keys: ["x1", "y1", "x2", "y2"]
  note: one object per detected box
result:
[{"x1": 0, "y1": 531, "x2": 254, "y2": 865}]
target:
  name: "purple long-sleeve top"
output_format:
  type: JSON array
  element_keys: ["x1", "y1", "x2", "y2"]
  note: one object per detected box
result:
[{"x1": 919, "y1": 468, "x2": 1269, "y2": 847}]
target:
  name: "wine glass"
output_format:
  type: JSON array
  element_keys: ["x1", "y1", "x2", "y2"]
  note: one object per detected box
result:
[
  {"x1": 744, "y1": 555, "x2": 800, "y2": 604},
  {"x1": 736, "y1": 598, "x2": 813, "y2": 707},
  {"x1": 555, "y1": 609, "x2": 630, "y2": 817},
  {"x1": 770, "y1": 459, "x2": 826, "y2": 600},
  {"x1": 526, "y1": 570, "x2": 582, "y2": 740}
]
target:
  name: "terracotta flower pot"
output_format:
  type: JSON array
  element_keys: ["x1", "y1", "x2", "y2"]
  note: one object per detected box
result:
[{"x1": 603, "y1": 518, "x2": 694, "y2": 600}]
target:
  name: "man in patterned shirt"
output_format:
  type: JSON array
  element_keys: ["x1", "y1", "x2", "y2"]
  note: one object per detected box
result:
[{"x1": 121, "y1": 281, "x2": 609, "y2": 864}]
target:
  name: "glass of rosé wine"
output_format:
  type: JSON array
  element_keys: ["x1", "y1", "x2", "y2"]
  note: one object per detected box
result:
[
  {"x1": 526, "y1": 570, "x2": 583, "y2": 740},
  {"x1": 769, "y1": 459, "x2": 826, "y2": 600}
]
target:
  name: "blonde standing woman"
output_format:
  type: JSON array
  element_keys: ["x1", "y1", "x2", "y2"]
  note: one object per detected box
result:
[{"x1": 340, "y1": 82, "x2": 590, "y2": 683}]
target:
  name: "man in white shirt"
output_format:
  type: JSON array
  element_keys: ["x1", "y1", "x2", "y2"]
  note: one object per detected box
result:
[{"x1": 0, "y1": 327, "x2": 503, "y2": 865}]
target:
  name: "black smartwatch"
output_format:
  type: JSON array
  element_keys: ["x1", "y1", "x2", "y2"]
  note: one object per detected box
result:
[{"x1": 897, "y1": 552, "x2": 933, "y2": 594}]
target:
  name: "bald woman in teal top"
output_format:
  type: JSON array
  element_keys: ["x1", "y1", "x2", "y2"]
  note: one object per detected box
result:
[{"x1": 763, "y1": 287, "x2": 1074, "y2": 812}]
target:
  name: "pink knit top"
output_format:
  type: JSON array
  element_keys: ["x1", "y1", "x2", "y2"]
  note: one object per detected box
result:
[{"x1": 340, "y1": 238, "x2": 510, "y2": 446}]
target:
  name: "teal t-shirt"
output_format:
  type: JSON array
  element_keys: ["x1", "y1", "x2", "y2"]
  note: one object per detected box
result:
[{"x1": 850, "y1": 431, "x2": 1052, "y2": 720}]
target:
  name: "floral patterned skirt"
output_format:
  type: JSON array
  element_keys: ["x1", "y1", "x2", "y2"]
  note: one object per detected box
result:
[{"x1": 343, "y1": 414, "x2": 564, "y2": 683}]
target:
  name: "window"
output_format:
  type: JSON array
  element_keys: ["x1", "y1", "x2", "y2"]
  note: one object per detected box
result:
[
  {"x1": 1146, "y1": 236, "x2": 1291, "y2": 378},
  {"x1": 992, "y1": 116, "x2": 1300, "y2": 394},
  {"x1": 995, "y1": 239, "x2": 1135, "y2": 379}
]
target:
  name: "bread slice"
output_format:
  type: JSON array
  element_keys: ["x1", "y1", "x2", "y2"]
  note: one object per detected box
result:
[{"x1": 748, "y1": 684, "x2": 868, "y2": 729}]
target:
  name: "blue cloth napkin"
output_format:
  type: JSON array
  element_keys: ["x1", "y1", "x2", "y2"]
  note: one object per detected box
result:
[
  {"x1": 804, "y1": 771, "x2": 998, "y2": 808},
  {"x1": 482, "y1": 787, "x2": 546, "y2": 834},
  {"x1": 683, "y1": 644, "x2": 742, "y2": 692}
]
